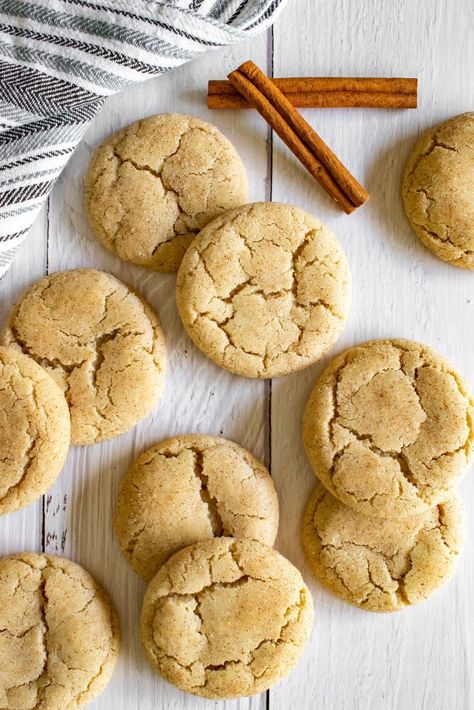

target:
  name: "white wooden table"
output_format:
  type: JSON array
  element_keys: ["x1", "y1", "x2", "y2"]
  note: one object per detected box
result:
[{"x1": 2, "y1": 1, "x2": 474, "y2": 708}]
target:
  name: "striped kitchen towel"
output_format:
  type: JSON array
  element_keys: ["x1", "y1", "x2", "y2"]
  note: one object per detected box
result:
[{"x1": 0, "y1": 0, "x2": 286, "y2": 278}]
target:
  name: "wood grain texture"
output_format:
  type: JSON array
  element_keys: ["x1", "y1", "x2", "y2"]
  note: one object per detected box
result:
[
  {"x1": 270, "y1": 2, "x2": 474, "y2": 710},
  {"x1": 0, "y1": 1, "x2": 473, "y2": 708}
]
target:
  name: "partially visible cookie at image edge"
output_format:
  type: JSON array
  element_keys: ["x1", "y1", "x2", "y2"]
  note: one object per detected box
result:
[
  {"x1": 0, "y1": 346, "x2": 70, "y2": 515},
  {"x1": 0, "y1": 553, "x2": 120, "y2": 708},
  {"x1": 402, "y1": 112, "x2": 474, "y2": 269}
]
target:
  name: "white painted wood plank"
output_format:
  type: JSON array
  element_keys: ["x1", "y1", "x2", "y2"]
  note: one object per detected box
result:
[
  {"x1": 270, "y1": 2, "x2": 474, "y2": 710},
  {"x1": 44, "y1": 36, "x2": 271, "y2": 710},
  {"x1": 3, "y1": 2, "x2": 473, "y2": 708},
  {"x1": 0, "y1": 206, "x2": 48, "y2": 556}
]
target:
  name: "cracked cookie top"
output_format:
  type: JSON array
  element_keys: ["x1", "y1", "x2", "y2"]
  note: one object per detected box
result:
[
  {"x1": 84, "y1": 113, "x2": 248, "y2": 272},
  {"x1": 303, "y1": 339, "x2": 474, "y2": 518},
  {"x1": 302, "y1": 483, "x2": 465, "y2": 612},
  {"x1": 114, "y1": 434, "x2": 279, "y2": 581},
  {"x1": 1, "y1": 269, "x2": 166, "y2": 445},
  {"x1": 402, "y1": 112, "x2": 474, "y2": 269},
  {"x1": 176, "y1": 202, "x2": 350, "y2": 378},
  {"x1": 0, "y1": 553, "x2": 120, "y2": 709},
  {"x1": 140, "y1": 537, "x2": 313, "y2": 699},
  {"x1": 0, "y1": 347, "x2": 70, "y2": 515}
]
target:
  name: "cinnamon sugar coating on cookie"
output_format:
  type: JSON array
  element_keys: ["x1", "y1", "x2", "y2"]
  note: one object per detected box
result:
[
  {"x1": 141, "y1": 537, "x2": 313, "y2": 699},
  {"x1": 402, "y1": 112, "x2": 474, "y2": 268},
  {"x1": 114, "y1": 434, "x2": 279, "y2": 581},
  {"x1": 85, "y1": 113, "x2": 248, "y2": 272},
  {"x1": 302, "y1": 484, "x2": 465, "y2": 612},
  {"x1": 0, "y1": 347, "x2": 70, "y2": 514},
  {"x1": 0, "y1": 553, "x2": 120, "y2": 708},
  {"x1": 176, "y1": 202, "x2": 350, "y2": 378},
  {"x1": 2, "y1": 269, "x2": 166, "y2": 445},
  {"x1": 303, "y1": 339, "x2": 474, "y2": 518}
]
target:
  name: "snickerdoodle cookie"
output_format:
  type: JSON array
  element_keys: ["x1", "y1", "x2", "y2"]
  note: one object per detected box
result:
[
  {"x1": 302, "y1": 483, "x2": 465, "y2": 612},
  {"x1": 176, "y1": 202, "x2": 350, "y2": 378},
  {"x1": 402, "y1": 112, "x2": 474, "y2": 268},
  {"x1": 140, "y1": 537, "x2": 313, "y2": 699},
  {"x1": 303, "y1": 339, "x2": 474, "y2": 518},
  {"x1": 0, "y1": 553, "x2": 120, "y2": 708},
  {"x1": 85, "y1": 113, "x2": 248, "y2": 272},
  {"x1": 2, "y1": 269, "x2": 166, "y2": 445},
  {"x1": 0, "y1": 347, "x2": 70, "y2": 515},
  {"x1": 114, "y1": 434, "x2": 279, "y2": 581}
]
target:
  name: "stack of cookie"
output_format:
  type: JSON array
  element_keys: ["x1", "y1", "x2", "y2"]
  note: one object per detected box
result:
[
  {"x1": 84, "y1": 113, "x2": 351, "y2": 381},
  {"x1": 301, "y1": 339, "x2": 474, "y2": 612},
  {"x1": 113, "y1": 434, "x2": 314, "y2": 699}
]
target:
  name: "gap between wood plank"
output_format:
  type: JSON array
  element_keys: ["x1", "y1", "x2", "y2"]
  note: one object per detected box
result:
[
  {"x1": 266, "y1": 22, "x2": 274, "y2": 710},
  {"x1": 41, "y1": 195, "x2": 51, "y2": 555}
]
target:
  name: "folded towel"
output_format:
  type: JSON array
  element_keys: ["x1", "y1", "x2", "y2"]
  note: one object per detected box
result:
[{"x1": 0, "y1": 0, "x2": 286, "y2": 278}]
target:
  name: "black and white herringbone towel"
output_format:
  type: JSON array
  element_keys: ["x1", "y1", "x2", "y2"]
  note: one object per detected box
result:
[{"x1": 0, "y1": 0, "x2": 286, "y2": 278}]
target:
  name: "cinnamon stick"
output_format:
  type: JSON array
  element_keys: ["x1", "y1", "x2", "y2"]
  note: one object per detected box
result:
[
  {"x1": 227, "y1": 61, "x2": 369, "y2": 213},
  {"x1": 209, "y1": 77, "x2": 417, "y2": 110}
]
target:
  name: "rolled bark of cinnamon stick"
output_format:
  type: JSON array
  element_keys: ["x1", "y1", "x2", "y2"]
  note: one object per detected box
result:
[
  {"x1": 208, "y1": 77, "x2": 417, "y2": 109},
  {"x1": 227, "y1": 61, "x2": 369, "y2": 214}
]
